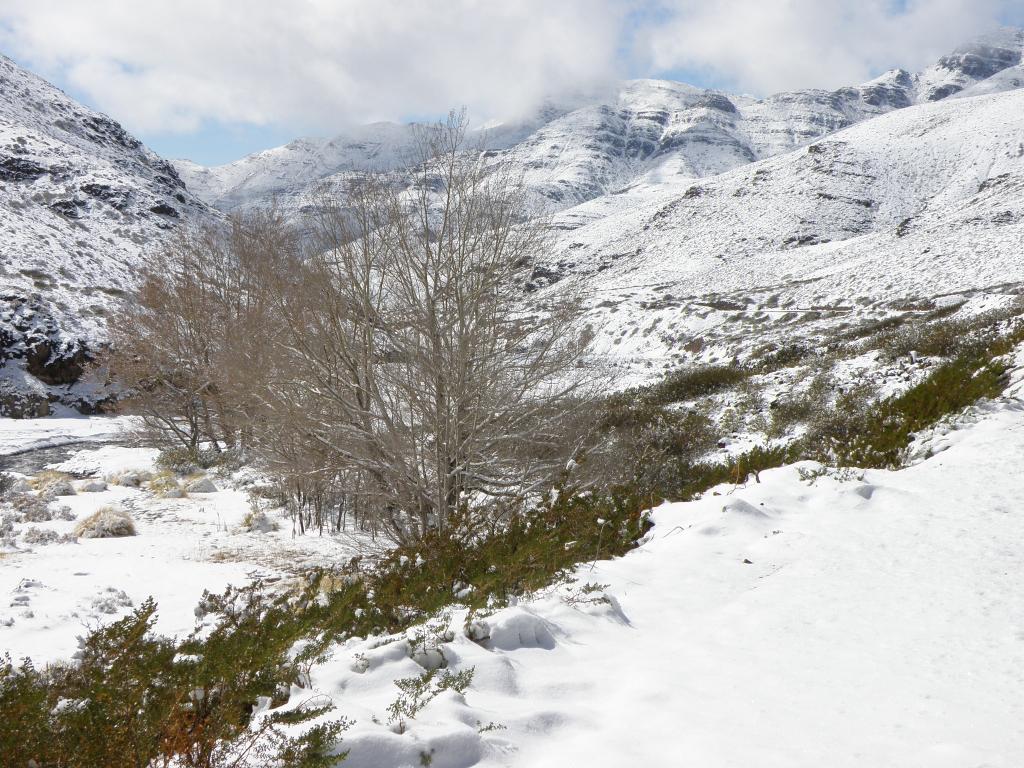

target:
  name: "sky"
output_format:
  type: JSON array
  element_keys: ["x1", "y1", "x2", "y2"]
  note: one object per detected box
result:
[{"x1": 1, "y1": 0, "x2": 1022, "y2": 166}]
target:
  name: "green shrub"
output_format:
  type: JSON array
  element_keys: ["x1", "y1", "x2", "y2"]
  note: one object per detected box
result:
[
  {"x1": 0, "y1": 592, "x2": 349, "y2": 768},
  {"x1": 591, "y1": 399, "x2": 718, "y2": 498},
  {"x1": 807, "y1": 335, "x2": 1018, "y2": 469},
  {"x1": 841, "y1": 314, "x2": 907, "y2": 342},
  {"x1": 156, "y1": 447, "x2": 241, "y2": 476},
  {"x1": 766, "y1": 395, "x2": 817, "y2": 437},
  {"x1": 756, "y1": 343, "x2": 813, "y2": 372},
  {"x1": 644, "y1": 364, "x2": 750, "y2": 405}
]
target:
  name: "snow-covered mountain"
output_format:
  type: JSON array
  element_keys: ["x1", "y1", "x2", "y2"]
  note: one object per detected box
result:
[
  {"x1": 0, "y1": 54, "x2": 214, "y2": 414},
  {"x1": 532, "y1": 84, "x2": 1024, "y2": 375},
  {"x1": 175, "y1": 29, "x2": 1024, "y2": 216},
  {"x1": 2, "y1": 28, "x2": 1024, "y2": 413},
  {"x1": 174, "y1": 26, "x2": 1024, "y2": 381}
]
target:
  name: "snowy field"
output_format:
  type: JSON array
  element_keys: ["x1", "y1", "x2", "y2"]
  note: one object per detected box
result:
[
  {"x1": 0, "y1": 419, "x2": 373, "y2": 663},
  {"x1": 273, "y1": 395, "x2": 1022, "y2": 767},
  {"x1": 0, "y1": 414, "x2": 135, "y2": 456},
  {"x1": 3, "y1": 384, "x2": 1024, "y2": 765}
]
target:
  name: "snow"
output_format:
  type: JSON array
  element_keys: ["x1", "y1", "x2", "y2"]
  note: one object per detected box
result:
[
  {"x1": 528, "y1": 83, "x2": 1024, "y2": 378},
  {"x1": 0, "y1": 438, "x2": 374, "y2": 663},
  {"x1": 264, "y1": 390, "x2": 1024, "y2": 767},
  {"x1": 6, "y1": 379, "x2": 1024, "y2": 763},
  {"x1": 0, "y1": 414, "x2": 134, "y2": 455},
  {"x1": 4, "y1": 25, "x2": 1024, "y2": 766}
]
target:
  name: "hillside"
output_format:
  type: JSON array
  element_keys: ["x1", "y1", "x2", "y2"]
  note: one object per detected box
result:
[
  {"x1": 5, "y1": 22, "x2": 1024, "y2": 768},
  {"x1": 1, "y1": 30, "x2": 1023, "y2": 407},
  {"x1": 533, "y1": 86, "x2": 1024, "y2": 375},
  {"x1": 4, "y1": 348, "x2": 1024, "y2": 766},
  {"x1": 0, "y1": 54, "x2": 214, "y2": 414},
  {"x1": 164, "y1": 30, "x2": 1024, "y2": 391}
]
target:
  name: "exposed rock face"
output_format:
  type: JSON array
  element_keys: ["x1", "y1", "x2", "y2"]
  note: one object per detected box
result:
[
  {"x1": 24, "y1": 338, "x2": 88, "y2": 386},
  {"x1": 858, "y1": 70, "x2": 913, "y2": 108},
  {"x1": 918, "y1": 29, "x2": 1024, "y2": 101},
  {"x1": 0, "y1": 52, "x2": 215, "y2": 411},
  {"x1": 2, "y1": 293, "x2": 89, "y2": 383},
  {"x1": 938, "y1": 42, "x2": 1022, "y2": 82},
  {"x1": 0, "y1": 386, "x2": 50, "y2": 418}
]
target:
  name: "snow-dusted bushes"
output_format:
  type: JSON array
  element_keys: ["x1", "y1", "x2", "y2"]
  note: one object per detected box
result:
[
  {"x1": 0, "y1": 589, "x2": 349, "y2": 768},
  {"x1": 73, "y1": 506, "x2": 136, "y2": 538},
  {"x1": 5, "y1": 492, "x2": 74, "y2": 523},
  {"x1": 805, "y1": 320, "x2": 1024, "y2": 468},
  {"x1": 29, "y1": 470, "x2": 75, "y2": 497},
  {"x1": 21, "y1": 526, "x2": 76, "y2": 546},
  {"x1": 147, "y1": 471, "x2": 184, "y2": 498},
  {"x1": 156, "y1": 446, "x2": 242, "y2": 476},
  {"x1": 241, "y1": 508, "x2": 278, "y2": 533},
  {"x1": 387, "y1": 668, "x2": 473, "y2": 734}
]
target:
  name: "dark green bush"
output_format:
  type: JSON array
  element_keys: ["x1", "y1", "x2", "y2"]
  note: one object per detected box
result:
[
  {"x1": 156, "y1": 447, "x2": 241, "y2": 476},
  {"x1": 806, "y1": 322, "x2": 1022, "y2": 469},
  {"x1": 0, "y1": 592, "x2": 348, "y2": 768},
  {"x1": 756, "y1": 343, "x2": 813, "y2": 372},
  {"x1": 644, "y1": 364, "x2": 750, "y2": 405}
]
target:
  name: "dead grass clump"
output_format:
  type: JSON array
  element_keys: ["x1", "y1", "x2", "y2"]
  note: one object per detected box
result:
[
  {"x1": 147, "y1": 472, "x2": 185, "y2": 499},
  {"x1": 30, "y1": 471, "x2": 75, "y2": 497},
  {"x1": 74, "y1": 506, "x2": 137, "y2": 538}
]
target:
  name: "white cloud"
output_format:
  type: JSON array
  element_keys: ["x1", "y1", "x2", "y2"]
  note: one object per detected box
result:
[
  {"x1": 0, "y1": 0, "x2": 1017, "y2": 144},
  {"x1": 0, "y1": 0, "x2": 629, "y2": 133},
  {"x1": 639, "y1": 0, "x2": 1012, "y2": 95}
]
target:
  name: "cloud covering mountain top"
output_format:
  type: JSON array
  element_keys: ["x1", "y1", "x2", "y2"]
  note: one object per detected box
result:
[{"x1": 1, "y1": 0, "x2": 1021, "y2": 164}]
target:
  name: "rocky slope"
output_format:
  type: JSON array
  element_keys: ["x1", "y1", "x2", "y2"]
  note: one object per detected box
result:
[
  {"x1": 529, "y1": 84, "x2": 1024, "y2": 377},
  {"x1": 0, "y1": 54, "x2": 214, "y2": 414}
]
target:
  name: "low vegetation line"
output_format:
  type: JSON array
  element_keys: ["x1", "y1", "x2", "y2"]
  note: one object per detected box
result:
[{"x1": 7, "y1": 317, "x2": 1023, "y2": 765}]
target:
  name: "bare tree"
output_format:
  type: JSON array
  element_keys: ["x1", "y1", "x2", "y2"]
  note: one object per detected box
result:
[
  {"x1": 112, "y1": 112, "x2": 590, "y2": 543},
  {"x1": 257, "y1": 112, "x2": 590, "y2": 542},
  {"x1": 109, "y1": 210, "x2": 294, "y2": 454}
]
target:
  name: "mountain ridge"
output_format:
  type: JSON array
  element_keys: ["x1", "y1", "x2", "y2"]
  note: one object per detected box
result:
[
  {"x1": 174, "y1": 28, "x2": 1024, "y2": 217},
  {"x1": 2, "y1": 29, "x2": 1024, "y2": 410}
]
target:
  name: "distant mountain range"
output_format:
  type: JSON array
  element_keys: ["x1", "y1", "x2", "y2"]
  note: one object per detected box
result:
[
  {"x1": 2, "y1": 28, "x2": 1023, "y2": 411},
  {"x1": 174, "y1": 28, "x2": 1024, "y2": 216}
]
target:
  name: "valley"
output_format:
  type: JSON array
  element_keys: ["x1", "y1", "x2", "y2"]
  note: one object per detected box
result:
[{"x1": 2, "y1": 20, "x2": 1024, "y2": 768}]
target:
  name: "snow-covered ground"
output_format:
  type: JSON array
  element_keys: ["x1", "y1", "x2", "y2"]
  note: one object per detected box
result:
[
  {"x1": 267, "y1": 391, "x2": 1019, "y2": 767},
  {"x1": 0, "y1": 428, "x2": 374, "y2": 663},
  {"x1": 5, "y1": 372, "x2": 1024, "y2": 764},
  {"x1": 0, "y1": 413, "x2": 134, "y2": 456}
]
